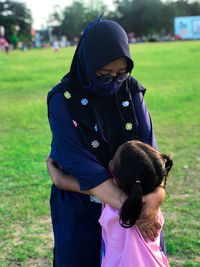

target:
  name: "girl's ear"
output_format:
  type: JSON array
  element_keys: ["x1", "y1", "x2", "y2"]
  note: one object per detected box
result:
[{"x1": 112, "y1": 178, "x2": 118, "y2": 186}]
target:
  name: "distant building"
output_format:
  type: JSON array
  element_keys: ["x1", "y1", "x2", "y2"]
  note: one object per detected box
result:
[
  {"x1": 34, "y1": 27, "x2": 53, "y2": 47},
  {"x1": 174, "y1": 16, "x2": 200, "y2": 40}
]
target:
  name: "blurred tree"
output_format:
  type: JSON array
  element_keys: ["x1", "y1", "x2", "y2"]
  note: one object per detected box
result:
[
  {"x1": 60, "y1": 1, "x2": 86, "y2": 40},
  {"x1": 171, "y1": 0, "x2": 200, "y2": 16},
  {"x1": 49, "y1": 0, "x2": 106, "y2": 41},
  {"x1": 159, "y1": 2, "x2": 176, "y2": 35},
  {"x1": 0, "y1": 0, "x2": 32, "y2": 46},
  {"x1": 85, "y1": 0, "x2": 106, "y2": 22},
  {"x1": 112, "y1": 0, "x2": 164, "y2": 37},
  {"x1": 188, "y1": 1, "x2": 200, "y2": 15}
]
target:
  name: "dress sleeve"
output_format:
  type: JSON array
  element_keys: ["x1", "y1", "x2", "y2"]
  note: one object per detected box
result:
[
  {"x1": 48, "y1": 92, "x2": 110, "y2": 191},
  {"x1": 133, "y1": 91, "x2": 158, "y2": 150}
]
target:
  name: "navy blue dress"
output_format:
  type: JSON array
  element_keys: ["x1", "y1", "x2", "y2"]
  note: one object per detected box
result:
[
  {"x1": 47, "y1": 19, "x2": 166, "y2": 267},
  {"x1": 48, "y1": 82, "x2": 160, "y2": 267}
]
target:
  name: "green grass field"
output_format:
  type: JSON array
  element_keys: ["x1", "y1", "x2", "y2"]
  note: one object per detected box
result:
[{"x1": 0, "y1": 41, "x2": 200, "y2": 266}]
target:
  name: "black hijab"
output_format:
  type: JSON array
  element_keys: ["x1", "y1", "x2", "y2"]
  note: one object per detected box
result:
[
  {"x1": 68, "y1": 19, "x2": 134, "y2": 87},
  {"x1": 49, "y1": 19, "x2": 144, "y2": 167}
]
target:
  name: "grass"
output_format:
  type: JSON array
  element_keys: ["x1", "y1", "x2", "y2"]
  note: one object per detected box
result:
[{"x1": 0, "y1": 41, "x2": 200, "y2": 266}]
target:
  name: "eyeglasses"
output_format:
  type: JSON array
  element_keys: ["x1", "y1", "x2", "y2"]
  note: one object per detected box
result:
[{"x1": 96, "y1": 72, "x2": 130, "y2": 85}]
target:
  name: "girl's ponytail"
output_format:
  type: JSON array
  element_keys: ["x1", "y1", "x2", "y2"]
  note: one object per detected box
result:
[
  {"x1": 162, "y1": 154, "x2": 173, "y2": 186},
  {"x1": 120, "y1": 182, "x2": 143, "y2": 228}
]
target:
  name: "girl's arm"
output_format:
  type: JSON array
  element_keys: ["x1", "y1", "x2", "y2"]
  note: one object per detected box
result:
[{"x1": 136, "y1": 186, "x2": 165, "y2": 241}]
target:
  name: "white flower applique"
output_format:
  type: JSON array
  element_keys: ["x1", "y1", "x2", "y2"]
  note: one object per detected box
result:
[
  {"x1": 91, "y1": 140, "x2": 99, "y2": 148},
  {"x1": 125, "y1": 122, "x2": 133, "y2": 131},
  {"x1": 122, "y1": 101, "x2": 129, "y2": 107},
  {"x1": 64, "y1": 91, "x2": 71, "y2": 99},
  {"x1": 72, "y1": 120, "x2": 78, "y2": 127},
  {"x1": 81, "y1": 98, "x2": 88, "y2": 105}
]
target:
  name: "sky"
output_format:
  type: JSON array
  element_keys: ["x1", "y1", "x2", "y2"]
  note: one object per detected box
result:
[{"x1": 23, "y1": 0, "x2": 114, "y2": 30}]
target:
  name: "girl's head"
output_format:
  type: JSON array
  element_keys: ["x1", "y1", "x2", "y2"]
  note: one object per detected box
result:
[{"x1": 109, "y1": 140, "x2": 173, "y2": 228}]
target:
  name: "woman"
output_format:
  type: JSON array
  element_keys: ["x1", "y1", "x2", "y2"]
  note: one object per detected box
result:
[{"x1": 47, "y1": 18, "x2": 166, "y2": 267}]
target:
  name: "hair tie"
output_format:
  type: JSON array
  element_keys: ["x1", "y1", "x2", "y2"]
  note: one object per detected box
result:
[{"x1": 136, "y1": 180, "x2": 140, "y2": 184}]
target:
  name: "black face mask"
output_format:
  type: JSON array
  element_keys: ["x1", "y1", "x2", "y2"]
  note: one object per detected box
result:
[
  {"x1": 90, "y1": 75, "x2": 123, "y2": 95},
  {"x1": 90, "y1": 72, "x2": 129, "y2": 95}
]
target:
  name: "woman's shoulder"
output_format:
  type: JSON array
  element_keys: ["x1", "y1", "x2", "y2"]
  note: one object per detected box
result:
[
  {"x1": 47, "y1": 82, "x2": 65, "y2": 104},
  {"x1": 128, "y1": 76, "x2": 146, "y2": 95},
  {"x1": 47, "y1": 82, "x2": 72, "y2": 120}
]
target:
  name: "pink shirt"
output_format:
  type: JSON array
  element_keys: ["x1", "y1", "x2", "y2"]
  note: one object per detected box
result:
[{"x1": 99, "y1": 205, "x2": 169, "y2": 267}]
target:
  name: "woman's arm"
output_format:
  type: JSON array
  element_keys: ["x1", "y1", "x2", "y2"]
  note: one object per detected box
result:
[
  {"x1": 46, "y1": 156, "x2": 126, "y2": 208},
  {"x1": 46, "y1": 156, "x2": 90, "y2": 194}
]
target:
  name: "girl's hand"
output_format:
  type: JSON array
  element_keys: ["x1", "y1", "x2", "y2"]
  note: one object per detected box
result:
[{"x1": 135, "y1": 186, "x2": 165, "y2": 241}]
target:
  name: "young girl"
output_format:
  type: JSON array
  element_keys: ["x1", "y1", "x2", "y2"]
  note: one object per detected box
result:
[
  {"x1": 47, "y1": 140, "x2": 173, "y2": 266},
  {"x1": 100, "y1": 140, "x2": 173, "y2": 267}
]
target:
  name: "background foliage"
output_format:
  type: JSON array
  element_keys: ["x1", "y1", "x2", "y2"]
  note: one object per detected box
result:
[
  {"x1": 49, "y1": 0, "x2": 200, "y2": 39},
  {"x1": 0, "y1": 0, "x2": 32, "y2": 46}
]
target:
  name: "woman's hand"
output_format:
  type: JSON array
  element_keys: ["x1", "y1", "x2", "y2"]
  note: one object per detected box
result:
[
  {"x1": 46, "y1": 156, "x2": 61, "y2": 169},
  {"x1": 135, "y1": 186, "x2": 165, "y2": 242},
  {"x1": 46, "y1": 156, "x2": 61, "y2": 184},
  {"x1": 46, "y1": 156, "x2": 55, "y2": 184}
]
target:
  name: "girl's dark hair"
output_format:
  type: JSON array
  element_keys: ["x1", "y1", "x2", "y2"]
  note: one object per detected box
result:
[{"x1": 111, "y1": 141, "x2": 173, "y2": 228}]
